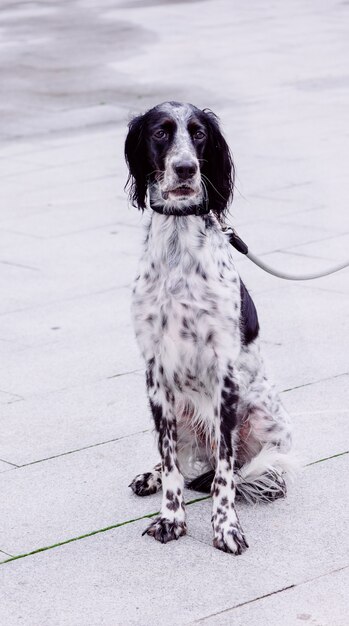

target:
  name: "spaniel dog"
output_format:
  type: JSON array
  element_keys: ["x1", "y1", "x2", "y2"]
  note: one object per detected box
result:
[{"x1": 125, "y1": 101, "x2": 293, "y2": 554}]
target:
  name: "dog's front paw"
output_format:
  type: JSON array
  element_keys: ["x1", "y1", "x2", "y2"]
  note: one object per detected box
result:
[
  {"x1": 213, "y1": 521, "x2": 249, "y2": 555},
  {"x1": 142, "y1": 516, "x2": 187, "y2": 543},
  {"x1": 129, "y1": 471, "x2": 162, "y2": 497}
]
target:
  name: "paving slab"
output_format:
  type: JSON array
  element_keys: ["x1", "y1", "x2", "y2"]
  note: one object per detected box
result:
[
  {"x1": 284, "y1": 380, "x2": 349, "y2": 466},
  {"x1": 201, "y1": 566, "x2": 349, "y2": 625},
  {"x1": 0, "y1": 326, "x2": 140, "y2": 396},
  {"x1": 286, "y1": 232, "x2": 349, "y2": 264},
  {"x1": 0, "y1": 230, "x2": 139, "y2": 316},
  {"x1": 1, "y1": 282, "x2": 136, "y2": 355},
  {"x1": 1, "y1": 457, "x2": 348, "y2": 626},
  {"x1": 283, "y1": 372, "x2": 349, "y2": 415},
  {"x1": 0, "y1": 371, "x2": 148, "y2": 466},
  {"x1": 0, "y1": 291, "x2": 142, "y2": 398},
  {"x1": 0, "y1": 431, "x2": 161, "y2": 555},
  {"x1": 276, "y1": 203, "x2": 349, "y2": 235},
  {"x1": 253, "y1": 284, "x2": 349, "y2": 391}
]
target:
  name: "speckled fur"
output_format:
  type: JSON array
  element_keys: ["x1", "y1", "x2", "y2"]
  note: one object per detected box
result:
[{"x1": 125, "y1": 102, "x2": 293, "y2": 554}]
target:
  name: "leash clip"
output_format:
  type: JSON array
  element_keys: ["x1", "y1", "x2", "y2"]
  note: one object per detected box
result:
[{"x1": 223, "y1": 227, "x2": 249, "y2": 255}]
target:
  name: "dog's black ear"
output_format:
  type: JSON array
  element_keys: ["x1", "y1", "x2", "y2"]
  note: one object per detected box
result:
[
  {"x1": 124, "y1": 114, "x2": 149, "y2": 210},
  {"x1": 200, "y1": 110, "x2": 235, "y2": 217}
]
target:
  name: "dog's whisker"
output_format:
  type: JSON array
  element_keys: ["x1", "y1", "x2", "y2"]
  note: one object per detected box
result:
[{"x1": 201, "y1": 172, "x2": 234, "y2": 202}]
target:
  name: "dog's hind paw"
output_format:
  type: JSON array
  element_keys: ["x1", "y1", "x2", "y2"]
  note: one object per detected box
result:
[
  {"x1": 142, "y1": 516, "x2": 187, "y2": 543},
  {"x1": 213, "y1": 522, "x2": 249, "y2": 555},
  {"x1": 129, "y1": 471, "x2": 162, "y2": 497}
]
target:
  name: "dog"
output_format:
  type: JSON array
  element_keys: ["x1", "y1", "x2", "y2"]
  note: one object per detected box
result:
[{"x1": 124, "y1": 101, "x2": 293, "y2": 554}]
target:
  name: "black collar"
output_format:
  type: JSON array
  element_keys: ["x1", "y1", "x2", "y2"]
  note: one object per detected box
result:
[{"x1": 150, "y1": 204, "x2": 210, "y2": 217}]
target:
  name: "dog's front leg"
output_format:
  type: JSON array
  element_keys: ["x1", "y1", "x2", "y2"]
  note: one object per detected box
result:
[
  {"x1": 143, "y1": 385, "x2": 186, "y2": 543},
  {"x1": 212, "y1": 369, "x2": 249, "y2": 554}
]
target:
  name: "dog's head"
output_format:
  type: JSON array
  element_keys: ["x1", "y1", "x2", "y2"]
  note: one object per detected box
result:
[{"x1": 124, "y1": 101, "x2": 234, "y2": 218}]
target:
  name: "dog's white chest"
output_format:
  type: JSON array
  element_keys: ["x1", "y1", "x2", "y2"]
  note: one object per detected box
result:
[{"x1": 132, "y1": 214, "x2": 241, "y2": 387}]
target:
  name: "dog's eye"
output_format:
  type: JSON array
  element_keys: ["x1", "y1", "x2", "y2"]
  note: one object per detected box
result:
[
  {"x1": 153, "y1": 129, "x2": 167, "y2": 139},
  {"x1": 193, "y1": 130, "x2": 205, "y2": 140}
]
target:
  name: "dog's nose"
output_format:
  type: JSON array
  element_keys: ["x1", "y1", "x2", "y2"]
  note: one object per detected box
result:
[{"x1": 174, "y1": 161, "x2": 198, "y2": 180}]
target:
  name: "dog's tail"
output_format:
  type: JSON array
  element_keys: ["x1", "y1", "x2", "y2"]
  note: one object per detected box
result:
[{"x1": 187, "y1": 446, "x2": 298, "y2": 503}]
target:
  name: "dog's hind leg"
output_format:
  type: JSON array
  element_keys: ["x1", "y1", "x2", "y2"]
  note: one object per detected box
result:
[
  {"x1": 129, "y1": 462, "x2": 162, "y2": 497},
  {"x1": 235, "y1": 376, "x2": 295, "y2": 503},
  {"x1": 232, "y1": 341, "x2": 295, "y2": 503}
]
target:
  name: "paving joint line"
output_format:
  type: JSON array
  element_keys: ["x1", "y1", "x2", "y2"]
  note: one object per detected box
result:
[
  {"x1": 0, "y1": 283, "x2": 130, "y2": 317},
  {"x1": 5, "y1": 374, "x2": 346, "y2": 470},
  {"x1": 296, "y1": 283, "x2": 349, "y2": 298},
  {"x1": 0, "y1": 495, "x2": 209, "y2": 566},
  {"x1": 256, "y1": 229, "x2": 349, "y2": 258},
  {"x1": 0, "y1": 388, "x2": 24, "y2": 402},
  {"x1": 16, "y1": 428, "x2": 150, "y2": 469},
  {"x1": 107, "y1": 368, "x2": 143, "y2": 379},
  {"x1": 306, "y1": 450, "x2": 348, "y2": 466},
  {"x1": 278, "y1": 248, "x2": 338, "y2": 262},
  {"x1": 1, "y1": 366, "x2": 143, "y2": 407},
  {"x1": 1, "y1": 452, "x2": 347, "y2": 567},
  {"x1": 282, "y1": 371, "x2": 348, "y2": 393},
  {"x1": 194, "y1": 564, "x2": 349, "y2": 623},
  {"x1": 0, "y1": 259, "x2": 40, "y2": 272},
  {"x1": 0, "y1": 549, "x2": 14, "y2": 557},
  {"x1": 0, "y1": 458, "x2": 19, "y2": 468}
]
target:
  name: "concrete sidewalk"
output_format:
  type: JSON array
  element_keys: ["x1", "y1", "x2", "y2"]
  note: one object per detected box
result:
[{"x1": 1, "y1": 0, "x2": 348, "y2": 624}]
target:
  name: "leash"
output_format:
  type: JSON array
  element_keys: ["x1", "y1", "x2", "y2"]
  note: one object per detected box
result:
[
  {"x1": 150, "y1": 205, "x2": 348, "y2": 280},
  {"x1": 224, "y1": 227, "x2": 349, "y2": 281}
]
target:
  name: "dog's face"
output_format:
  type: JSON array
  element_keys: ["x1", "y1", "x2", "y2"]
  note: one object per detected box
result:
[
  {"x1": 125, "y1": 101, "x2": 234, "y2": 217},
  {"x1": 145, "y1": 102, "x2": 205, "y2": 210}
]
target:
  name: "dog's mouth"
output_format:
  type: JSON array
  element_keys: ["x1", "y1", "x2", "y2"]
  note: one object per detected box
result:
[{"x1": 164, "y1": 185, "x2": 196, "y2": 199}]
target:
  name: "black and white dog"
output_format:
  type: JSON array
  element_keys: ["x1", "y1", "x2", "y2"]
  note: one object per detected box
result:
[{"x1": 125, "y1": 101, "x2": 293, "y2": 554}]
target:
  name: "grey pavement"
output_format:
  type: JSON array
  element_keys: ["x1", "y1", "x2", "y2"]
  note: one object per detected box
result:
[{"x1": 1, "y1": 0, "x2": 349, "y2": 624}]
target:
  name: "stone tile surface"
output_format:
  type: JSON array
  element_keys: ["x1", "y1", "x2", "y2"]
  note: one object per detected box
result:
[
  {"x1": 0, "y1": 409, "x2": 347, "y2": 556},
  {"x1": 202, "y1": 566, "x2": 349, "y2": 625},
  {"x1": 1, "y1": 279, "x2": 347, "y2": 464},
  {"x1": 0, "y1": 372, "x2": 148, "y2": 465},
  {"x1": 0, "y1": 432, "x2": 160, "y2": 555},
  {"x1": 1, "y1": 458, "x2": 348, "y2": 626},
  {"x1": 0, "y1": 460, "x2": 16, "y2": 473},
  {"x1": 254, "y1": 285, "x2": 349, "y2": 391}
]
